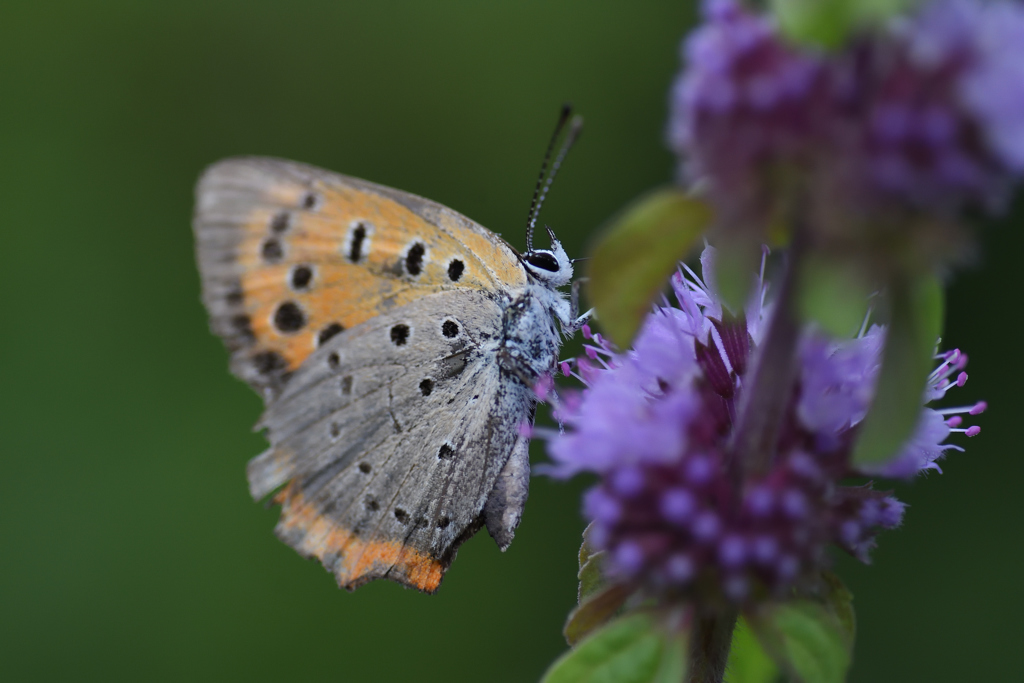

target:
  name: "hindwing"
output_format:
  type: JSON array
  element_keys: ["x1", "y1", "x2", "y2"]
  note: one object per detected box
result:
[{"x1": 248, "y1": 289, "x2": 535, "y2": 592}]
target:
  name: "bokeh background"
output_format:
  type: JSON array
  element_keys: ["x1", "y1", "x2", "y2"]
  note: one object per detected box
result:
[{"x1": 2, "y1": 2, "x2": 1021, "y2": 681}]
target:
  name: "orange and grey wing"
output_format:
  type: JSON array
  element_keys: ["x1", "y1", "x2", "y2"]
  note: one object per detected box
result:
[
  {"x1": 249, "y1": 289, "x2": 535, "y2": 592},
  {"x1": 193, "y1": 156, "x2": 526, "y2": 399}
]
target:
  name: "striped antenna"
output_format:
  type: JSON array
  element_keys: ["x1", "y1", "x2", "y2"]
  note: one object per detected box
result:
[
  {"x1": 531, "y1": 114, "x2": 583, "y2": 239},
  {"x1": 526, "y1": 104, "x2": 573, "y2": 252}
]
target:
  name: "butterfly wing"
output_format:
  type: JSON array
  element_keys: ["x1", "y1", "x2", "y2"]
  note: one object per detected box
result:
[
  {"x1": 194, "y1": 157, "x2": 537, "y2": 592},
  {"x1": 248, "y1": 289, "x2": 534, "y2": 592},
  {"x1": 193, "y1": 156, "x2": 527, "y2": 399}
]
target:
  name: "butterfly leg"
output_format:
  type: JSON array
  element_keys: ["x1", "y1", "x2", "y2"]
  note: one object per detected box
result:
[{"x1": 562, "y1": 278, "x2": 594, "y2": 335}]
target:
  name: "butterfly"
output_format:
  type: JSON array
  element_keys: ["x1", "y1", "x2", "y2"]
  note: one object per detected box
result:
[{"x1": 193, "y1": 108, "x2": 589, "y2": 593}]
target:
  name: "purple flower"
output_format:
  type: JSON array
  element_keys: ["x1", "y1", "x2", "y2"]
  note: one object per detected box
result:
[
  {"x1": 860, "y1": 0, "x2": 1024, "y2": 211},
  {"x1": 669, "y1": 0, "x2": 833, "y2": 224},
  {"x1": 670, "y1": 0, "x2": 1024, "y2": 235},
  {"x1": 543, "y1": 248, "x2": 984, "y2": 604}
]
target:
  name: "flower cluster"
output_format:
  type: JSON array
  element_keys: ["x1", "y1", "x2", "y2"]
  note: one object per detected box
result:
[
  {"x1": 544, "y1": 249, "x2": 983, "y2": 605},
  {"x1": 670, "y1": 0, "x2": 1024, "y2": 237},
  {"x1": 668, "y1": 0, "x2": 832, "y2": 226},
  {"x1": 862, "y1": 0, "x2": 1024, "y2": 212}
]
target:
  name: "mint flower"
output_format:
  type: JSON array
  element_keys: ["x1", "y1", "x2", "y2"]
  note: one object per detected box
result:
[
  {"x1": 544, "y1": 248, "x2": 983, "y2": 605},
  {"x1": 669, "y1": 0, "x2": 1024, "y2": 262},
  {"x1": 862, "y1": 0, "x2": 1024, "y2": 212}
]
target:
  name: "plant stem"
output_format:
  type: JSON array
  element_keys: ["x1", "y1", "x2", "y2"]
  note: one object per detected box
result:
[
  {"x1": 688, "y1": 610, "x2": 738, "y2": 683},
  {"x1": 729, "y1": 234, "x2": 805, "y2": 480}
]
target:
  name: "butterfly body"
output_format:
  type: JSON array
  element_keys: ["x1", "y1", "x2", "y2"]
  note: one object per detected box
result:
[{"x1": 194, "y1": 157, "x2": 583, "y2": 592}]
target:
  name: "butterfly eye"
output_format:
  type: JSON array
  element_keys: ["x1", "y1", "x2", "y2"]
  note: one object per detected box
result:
[{"x1": 526, "y1": 251, "x2": 560, "y2": 272}]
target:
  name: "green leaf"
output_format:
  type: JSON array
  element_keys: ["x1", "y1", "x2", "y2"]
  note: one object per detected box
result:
[
  {"x1": 712, "y1": 239, "x2": 762, "y2": 314},
  {"x1": 578, "y1": 523, "x2": 609, "y2": 604},
  {"x1": 587, "y1": 188, "x2": 711, "y2": 347},
  {"x1": 797, "y1": 256, "x2": 871, "y2": 338},
  {"x1": 818, "y1": 572, "x2": 856, "y2": 650},
  {"x1": 544, "y1": 613, "x2": 688, "y2": 683},
  {"x1": 852, "y1": 273, "x2": 944, "y2": 467},
  {"x1": 725, "y1": 618, "x2": 779, "y2": 683},
  {"x1": 771, "y1": 0, "x2": 919, "y2": 49},
  {"x1": 748, "y1": 601, "x2": 852, "y2": 683},
  {"x1": 565, "y1": 584, "x2": 633, "y2": 646}
]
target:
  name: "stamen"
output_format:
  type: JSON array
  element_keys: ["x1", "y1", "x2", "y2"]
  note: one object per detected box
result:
[
  {"x1": 857, "y1": 305, "x2": 874, "y2": 338},
  {"x1": 937, "y1": 402, "x2": 986, "y2": 416}
]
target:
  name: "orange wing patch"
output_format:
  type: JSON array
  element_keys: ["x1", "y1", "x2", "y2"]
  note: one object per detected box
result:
[
  {"x1": 194, "y1": 157, "x2": 526, "y2": 398},
  {"x1": 274, "y1": 483, "x2": 445, "y2": 593}
]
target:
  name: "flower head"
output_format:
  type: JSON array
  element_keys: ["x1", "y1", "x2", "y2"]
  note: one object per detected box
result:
[
  {"x1": 670, "y1": 0, "x2": 1024, "y2": 264},
  {"x1": 669, "y1": 0, "x2": 834, "y2": 227},
  {"x1": 545, "y1": 248, "x2": 983, "y2": 605},
  {"x1": 861, "y1": 0, "x2": 1024, "y2": 212}
]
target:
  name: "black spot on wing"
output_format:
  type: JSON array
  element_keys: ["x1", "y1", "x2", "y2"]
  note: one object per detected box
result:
[
  {"x1": 253, "y1": 351, "x2": 286, "y2": 375},
  {"x1": 348, "y1": 223, "x2": 367, "y2": 262},
  {"x1": 405, "y1": 242, "x2": 426, "y2": 276},
  {"x1": 390, "y1": 324, "x2": 410, "y2": 346},
  {"x1": 270, "y1": 211, "x2": 290, "y2": 233},
  {"x1": 290, "y1": 265, "x2": 313, "y2": 290},
  {"x1": 318, "y1": 322, "x2": 344, "y2": 346},
  {"x1": 231, "y1": 314, "x2": 255, "y2": 341},
  {"x1": 273, "y1": 301, "x2": 306, "y2": 333},
  {"x1": 261, "y1": 238, "x2": 283, "y2": 263},
  {"x1": 301, "y1": 191, "x2": 320, "y2": 210},
  {"x1": 447, "y1": 259, "x2": 464, "y2": 282}
]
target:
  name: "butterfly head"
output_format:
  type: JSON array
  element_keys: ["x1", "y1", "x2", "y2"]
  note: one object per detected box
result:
[
  {"x1": 521, "y1": 105, "x2": 582, "y2": 290},
  {"x1": 523, "y1": 225, "x2": 573, "y2": 288}
]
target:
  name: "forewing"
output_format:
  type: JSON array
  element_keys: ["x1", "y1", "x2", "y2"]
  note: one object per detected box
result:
[
  {"x1": 249, "y1": 290, "x2": 536, "y2": 592},
  {"x1": 193, "y1": 156, "x2": 527, "y2": 399}
]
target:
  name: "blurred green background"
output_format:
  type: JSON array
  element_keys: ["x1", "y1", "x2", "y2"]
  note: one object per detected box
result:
[{"x1": 2, "y1": 2, "x2": 1020, "y2": 681}]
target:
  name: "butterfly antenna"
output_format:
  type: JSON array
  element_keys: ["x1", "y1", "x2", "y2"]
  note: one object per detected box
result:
[
  {"x1": 532, "y1": 114, "x2": 583, "y2": 238},
  {"x1": 526, "y1": 104, "x2": 573, "y2": 252}
]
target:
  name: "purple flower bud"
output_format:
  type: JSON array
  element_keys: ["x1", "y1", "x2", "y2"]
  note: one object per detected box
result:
[
  {"x1": 665, "y1": 553, "x2": 696, "y2": 583},
  {"x1": 614, "y1": 541, "x2": 646, "y2": 576},
  {"x1": 661, "y1": 488, "x2": 697, "y2": 525},
  {"x1": 611, "y1": 466, "x2": 646, "y2": 497},
  {"x1": 719, "y1": 535, "x2": 748, "y2": 567},
  {"x1": 751, "y1": 535, "x2": 779, "y2": 564},
  {"x1": 685, "y1": 454, "x2": 715, "y2": 485},
  {"x1": 777, "y1": 554, "x2": 801, "y2": 581},
  {"x1": 692, "y1": 511, "x2": 721, "y2": 542},
  {"x1": 782, "y1": 488, "x2": 809, "y2": 519},
  {"x1": 584, "y1": 487, "x2": 622, "y2": 525}
]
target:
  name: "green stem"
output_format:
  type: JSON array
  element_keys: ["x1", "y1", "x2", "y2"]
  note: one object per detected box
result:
[
  {"x1": 688, "y1": 611, "x2": 738, "y2": 683},
  {"x1": 728, "y1": 234, "x2": 805, "y2": 480}
]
